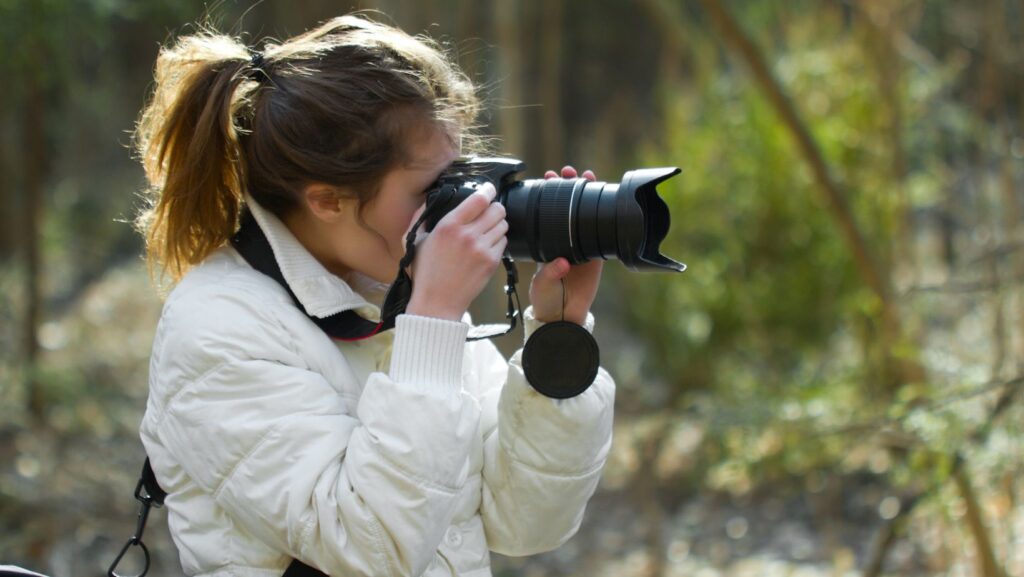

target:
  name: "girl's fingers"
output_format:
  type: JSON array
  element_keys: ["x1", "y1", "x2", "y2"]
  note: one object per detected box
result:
[
  {"x1": 469, "y1": 201, "x2": 506, "y2": 236},
  {"x1": 544, "y1": 165, "x2": 593, "y2": 182},
  {"x1": 546, "y1": 166, "x2": 595, "y2": 180},
  {"x1": 487, "y1": 235, "x2": 509, "y2": 260},
  {"x1": 535, "y1": 258, "x2": 571, "y2": 283},
  {"x1": 480, "y1": 218, "x2": 509, "y2": 248},
  {"x1": 445, "y1": 182, "x2": 496, "y2": 225}
]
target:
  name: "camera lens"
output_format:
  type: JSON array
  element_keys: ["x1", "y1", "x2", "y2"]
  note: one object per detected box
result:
[
  {"x1": 503, "y1": 168, "x2": 684, "y2": 272},
  {"x1": 424, "y1": 158, "x2": 685, "y2": 273}
]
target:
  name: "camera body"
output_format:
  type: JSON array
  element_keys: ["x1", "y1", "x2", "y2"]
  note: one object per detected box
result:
[{"x1": 424, "y1": 157, "x2": 685, "y2": 272}]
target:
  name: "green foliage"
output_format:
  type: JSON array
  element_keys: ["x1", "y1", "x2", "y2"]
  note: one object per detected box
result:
[
  {"x1": 610, "y1": 2, "x2": 1017, "y2": 510},
  {"x1": 618, "y1": 34, "x2": 865, "y2": 399}
]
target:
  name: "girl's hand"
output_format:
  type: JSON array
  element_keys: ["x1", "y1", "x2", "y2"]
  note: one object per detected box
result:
[
  {"x1": 406, "y1": 183, "x2": 508, "y2": 321},
  {"x1": 529, "y1": 166, "x2": 604, "y2": 325}
]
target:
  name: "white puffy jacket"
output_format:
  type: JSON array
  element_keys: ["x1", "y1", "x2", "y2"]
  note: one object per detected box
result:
[{"x1": 139, "y1": 197, "x2": 615, "y2": 577}]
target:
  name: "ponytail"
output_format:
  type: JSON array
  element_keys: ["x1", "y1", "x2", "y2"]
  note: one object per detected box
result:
[
  {"x1": 134, "y1": 33, "x2": 258, "y2": 283},
  {"x1": 134, "y1": 15, "x2": 483, "y2": 288}
]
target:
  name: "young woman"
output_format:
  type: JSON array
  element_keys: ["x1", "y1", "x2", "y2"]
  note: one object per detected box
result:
[{"x1": 134, "y1": 13, "x2": 614, "y2": 577}]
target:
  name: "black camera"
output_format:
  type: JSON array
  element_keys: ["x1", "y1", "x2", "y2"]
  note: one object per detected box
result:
[{"x1": 424, "y1": 157, "x2": 686, "y2": 272}]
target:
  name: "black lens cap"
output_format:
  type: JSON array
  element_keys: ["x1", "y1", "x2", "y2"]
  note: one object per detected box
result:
[{"x1": 522, "y1": 321, "x2": 599, "y2": 399}]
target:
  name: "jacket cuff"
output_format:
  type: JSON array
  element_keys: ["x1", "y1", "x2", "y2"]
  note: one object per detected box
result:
[
  {"x1": 390, "y1": 314, "x2": 469, "y2": 396},
  {"x1": 522, "y1": 306, "x2": 595, "y2": 343}
]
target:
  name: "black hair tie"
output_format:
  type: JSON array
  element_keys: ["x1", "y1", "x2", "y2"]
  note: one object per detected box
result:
[{"x1": 248, "y1": 50, "x2": 269, "y2": 83}]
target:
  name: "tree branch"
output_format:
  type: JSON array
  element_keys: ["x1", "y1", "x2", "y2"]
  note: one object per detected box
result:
[{"x1": 691, "y1": 0, "x2": 892, "y2": 311}]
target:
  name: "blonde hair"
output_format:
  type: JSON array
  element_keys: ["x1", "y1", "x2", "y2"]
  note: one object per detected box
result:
[{"x1": 133, "y1": 14, "x2": 481, "y2": 283}]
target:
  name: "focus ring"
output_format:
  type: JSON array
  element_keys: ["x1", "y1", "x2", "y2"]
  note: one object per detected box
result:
[{"x1": 537, "y1": 179, "x2": 575, "y2": 262}]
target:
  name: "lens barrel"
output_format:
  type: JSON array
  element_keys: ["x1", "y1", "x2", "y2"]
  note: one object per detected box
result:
[{"x1": 504, "y1": 178, "x2": 613, "y2": 265}]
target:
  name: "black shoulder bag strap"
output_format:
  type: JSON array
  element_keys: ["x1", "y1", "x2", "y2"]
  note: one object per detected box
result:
[
  {"x1": 107, "y1": 458, "x2": 164, "y2": 577},
  {"x1": 108, "y1": 458, "x2": 325, "y2": 576}
]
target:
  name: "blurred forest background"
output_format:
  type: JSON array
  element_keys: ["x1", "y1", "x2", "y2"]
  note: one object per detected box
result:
[{"x1": 2, "y1": 0, "x2": 1023, "y2": 576}]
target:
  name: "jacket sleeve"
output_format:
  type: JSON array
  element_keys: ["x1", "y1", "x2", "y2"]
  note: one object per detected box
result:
[
  {"x1": 147, "y1": 286, "x2": 479, "y2": 577},
  {"x1": 475, "y1": 306, "x2": 615, "y2": 556}
]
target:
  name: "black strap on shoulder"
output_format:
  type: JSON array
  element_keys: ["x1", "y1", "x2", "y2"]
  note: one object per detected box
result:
[
  {"x1": 139, "y1": 458, "x2": 167, "y2": 505},
  {"x1": 230, "y1": 192, "x2": 521, "y2": 343},
  {"x1": 231, "y1": 209, "x2": 390, "y2": 341},
  {"x1": 282, "y1": 560, "x2": 329, "y2": 577}
]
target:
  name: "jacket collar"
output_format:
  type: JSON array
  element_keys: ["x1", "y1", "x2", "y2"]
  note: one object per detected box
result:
[{"x1": 243, "y1": 194, "x2": 388, "y2": 321}]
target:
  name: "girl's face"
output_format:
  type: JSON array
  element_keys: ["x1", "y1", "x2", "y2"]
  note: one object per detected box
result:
[{"x1": 306, "y1": 125, "x2": 460, "y2": 285}]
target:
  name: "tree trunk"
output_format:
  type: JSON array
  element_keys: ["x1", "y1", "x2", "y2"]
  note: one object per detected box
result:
[
  {"x1": 23, "y1": 59, "x2": 46, "y2": 423},
  {"x1": 861, "y1": 514, "x2": 901, "y2": 577},
  {"x1": 539, "y1": 0, "x2": 564, "y2": 166},
  {"x1": 494, "y1": 0, "x2": 525, "y2": 155},
  {"x1": 995, "y1": 0, "x2": 1024, "y2": 371},
  {"x1": 998, "y1": 129, "x2": 1019, "y2": 375},
  {"x1": 1020, "y1": 0, "x2": 1024, "y2": 140},
  {"x1": 953, "y1": 463, "x2": 1005, "y2": 577},
  {"x1": 456, "y1": 0, "x2": 482, "y2": 80},
  {"x1": 977, "y1": 0, "x2": 1007, "y2": 120},
  {"x1": 0, "y1": 107, "x2": 14, "y2": 262},
  {"x1": 860, "y1": 1, "x2": 912, "y2": 285}
]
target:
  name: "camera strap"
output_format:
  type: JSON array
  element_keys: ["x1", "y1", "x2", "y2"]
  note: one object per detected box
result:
[
  {"x1": 231, "y1": 208, "x2": 393, "y2": 341},
  {"x1": 231, "y1": 189, "x2": 521, "y2": 343},
  {"x1": 391, "y1": 186, "x2": 522, "y2": 342}
]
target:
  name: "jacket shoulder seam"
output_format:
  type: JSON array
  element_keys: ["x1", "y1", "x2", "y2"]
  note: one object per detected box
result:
[
  {"x1": 151, "y1": 359, "x2": 235, "y2": 429},
  {"x1": 213, "y1": 409, "x2": 345, "y2": 500},
  {"x1": 212, "y1": 417, "x2": 283, "y2": 501}
]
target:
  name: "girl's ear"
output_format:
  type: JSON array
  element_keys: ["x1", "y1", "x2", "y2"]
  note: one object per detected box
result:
[{"x1": 301, "y1": 183, "x2": 352, "y2": 223}]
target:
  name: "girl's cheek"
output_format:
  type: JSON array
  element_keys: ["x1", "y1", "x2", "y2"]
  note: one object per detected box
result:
[{"x1": 407, "y1": 199, "x2": 425, "y2": 225}]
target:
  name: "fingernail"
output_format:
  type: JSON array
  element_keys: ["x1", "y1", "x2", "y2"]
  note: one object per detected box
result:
[{"x1": 480, "y1": 182, "x2": 496, "y2": 199}]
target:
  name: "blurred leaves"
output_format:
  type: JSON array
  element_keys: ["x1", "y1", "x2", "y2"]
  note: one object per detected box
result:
[{"x1": 602, "y1": 0, "x2": 1024, "y2": 573}]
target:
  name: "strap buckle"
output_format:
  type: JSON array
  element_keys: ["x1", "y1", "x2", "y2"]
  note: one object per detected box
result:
[{"x1": 108, "y1": 460, "x2": 165, "y2": 577}]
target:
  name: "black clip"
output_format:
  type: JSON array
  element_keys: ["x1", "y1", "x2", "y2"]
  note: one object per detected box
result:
[
  {"x1": 108, "y1": 460, "x2": 165, "y2": 577},
  {"x1": 502, "y1": 256, "x2": 519, "y2": 295},
  {"x1": 502, "y1": 256, "x2": 521, "y2": 327}
]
